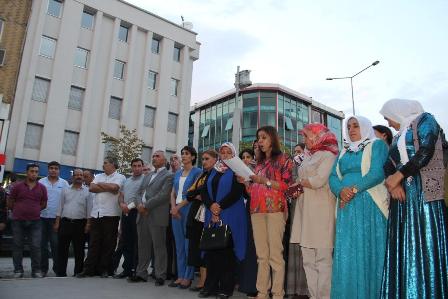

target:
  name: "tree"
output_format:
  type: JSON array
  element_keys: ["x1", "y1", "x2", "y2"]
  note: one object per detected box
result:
[{"x1": 101, "y1": 125, "x2": 144, "y2": 174}]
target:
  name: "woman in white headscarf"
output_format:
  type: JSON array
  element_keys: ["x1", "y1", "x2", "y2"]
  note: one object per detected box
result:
[
  {"x1": 379, "y1": 99, "x2": 448, "y2": 299},
  {"x1": 329, "y1": 115, "x2": 389, "y2": 299}
]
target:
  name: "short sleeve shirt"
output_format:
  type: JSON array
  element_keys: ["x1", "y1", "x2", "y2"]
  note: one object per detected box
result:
[
  {"x1": 10, "y1": 181, "x2": 48, "y2": 221},
  {"x1": 39, "y1": 177, "x2": 69, "y2": 218},
  {"x1": 90, "y1": 171, "x2": 126, "y2": 218}
]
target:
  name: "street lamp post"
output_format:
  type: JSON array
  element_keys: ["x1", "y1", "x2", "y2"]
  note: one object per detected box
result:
[{"x1": 326, "y1": 60, "x2": 380, "y2": 115}]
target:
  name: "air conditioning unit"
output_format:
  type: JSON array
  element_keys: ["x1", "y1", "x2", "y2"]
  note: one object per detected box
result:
[{"x1": 0, "y1": 49, "x2": 5, "y2": 66}]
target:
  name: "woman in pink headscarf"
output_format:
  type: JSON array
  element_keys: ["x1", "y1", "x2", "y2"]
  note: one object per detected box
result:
[{"x1": 290, "y1": 123, "x2": 339, "y2": 299}]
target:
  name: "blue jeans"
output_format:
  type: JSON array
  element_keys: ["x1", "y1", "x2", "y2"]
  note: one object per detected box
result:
[
  {"x1": 41, "y1": 218, "x2": 58, "y2": 274},
  {"x1": 12, "y1": 220, "x2": 42, "y2": 273},
  {"x1": 172, "y1": 203, "x2": 194, "y2": 280}
]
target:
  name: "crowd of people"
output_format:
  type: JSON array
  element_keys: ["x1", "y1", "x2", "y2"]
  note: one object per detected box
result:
[{"x1": 1, "y1": 98, "x2": 448, "y2": 299}]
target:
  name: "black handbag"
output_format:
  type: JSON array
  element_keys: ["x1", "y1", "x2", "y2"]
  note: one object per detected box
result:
[{"x1": 199, "y1": 220, "x2": 233, "y2": 251}]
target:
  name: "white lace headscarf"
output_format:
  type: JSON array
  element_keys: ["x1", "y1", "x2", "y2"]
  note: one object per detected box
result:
[
  {"x1": 380, "y1": 99, "x2": 424, "y2": 164},
  {"x1": 343, "y1": 115, "x2": 377, "y2": 152}
]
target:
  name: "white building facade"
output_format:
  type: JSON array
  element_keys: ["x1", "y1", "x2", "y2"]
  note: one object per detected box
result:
[{"x1": 6, "y1": 0, "x2": 200, "y2": 177}]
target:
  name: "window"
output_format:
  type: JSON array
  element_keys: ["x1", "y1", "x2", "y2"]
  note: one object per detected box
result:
[
  {"x1": 24, "y1": 123, "x2": 43, "y2": 149},
  {"x1": 173, "y1": 46, "x2": 181, "y2": 62},
  {"x1": 170, "y1": 78, "x2": 179, "y2": 96},
  {"x1": 68, "y1": 86, "x2": 84, "y2": 110},
  {"x1": 113, "y1": 60, "x2": 125, "y2": 79},
  {"x1": 74, "y1": 47, "x2": 89, "y2": 68},
  {"x1": 108, "y1": 97, "x2": 122, "y2": 120},
  {"x1": 32, "y1": 77, "x2": 50, "y2": 102},
  {"x1": 224, "y1": 118, "x2": 233, "y2": 131},
  {"x1": 39, "y1": 36, "x2": 56, "y2": 58},
  {"x1": 144, "y1": 106, "x2": 156, "y2": 127},
  {"x1": 285, "y1": 117, "x2": 294, "y2": 130},
  {"x1": 81, "y1": 10, "x2": 94, "y2": 29},
  {"x1": 0, "y1": 18, "x2": 4, "y2": 42},
  {"x1": 62, "y1": 131, "x2": 79, "y2": 155},
  {"x1": 141, "y1": 146, "x2": 152, "y2": 162},
  {"x1": 118, "y1": 25, "x2": 129, "y2": 42},
  {"x1": 47, "y1": 0, "x2": 63, "y2": 18},
  {"x1": 201, "y1": 125, "x2": 210, "y2": 138},
  {"x1": 151, "y1": 38, "x2": 160, "y2": 54},
  {"x1": 167, "y1": 113, "x2": 178, "y2": 133},
  {"x1": 0, "y1": 49, "x2": 5, "y2": 66},
  {"x1": 148, "y1": 71, "x2": 157, "y2": 89}
]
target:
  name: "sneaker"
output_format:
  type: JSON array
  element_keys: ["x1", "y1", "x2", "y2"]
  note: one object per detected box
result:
[
  {"x1": 13, "y1": 272, "x2": 24, "y2": 279},
  {"x1": 32, "y1": 272, "x2": 43, "y2": 278}
]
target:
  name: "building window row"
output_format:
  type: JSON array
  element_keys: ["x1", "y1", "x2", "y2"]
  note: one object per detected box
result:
[
  {"x1": 45, "y1": 2, "x2": 182, "y2": 61},
  {"x1": 24, "y1": 122, "x2": 80, "y2": 156}
]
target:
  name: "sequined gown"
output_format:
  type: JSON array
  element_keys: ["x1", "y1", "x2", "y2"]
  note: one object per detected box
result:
[
  {"x1": 329, "y1": 139, "x2": 389, "y2": 299},
  {"x1": 380, "y1": 113, "x2": 448, "y2": 299}
]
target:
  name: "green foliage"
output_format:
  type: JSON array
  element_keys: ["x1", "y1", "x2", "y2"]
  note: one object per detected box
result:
[{"x1": 101, "y1": 125, "x2": 144, "y2": 174}]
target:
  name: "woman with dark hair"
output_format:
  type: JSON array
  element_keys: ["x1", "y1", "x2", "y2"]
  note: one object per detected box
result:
[
  {"x1": 185, "y1": 149, "x2": 219, "y2": 292},
  {"x1": 373, "y1": 125, "x2": 393, "y2": 146},
  {"x1": 237, "y1": 149, "x2": 258, "y2": 298},
  {"x1": 244, "y1": 126, "x2": 293, "y2": 299},
  {"x1": 379, "y1": 99, "x2": 448, "y2": 298},
  {"x1": 170, "y1": 146, "x2": 202, "y2": 289},
  {"x1": 200, "y1": 142, "x2": 247, "y2": 299}
]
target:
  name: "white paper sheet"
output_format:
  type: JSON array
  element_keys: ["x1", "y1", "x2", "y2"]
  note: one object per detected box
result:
[{"x1": 223, "y1": 156, "x2": 255, "y2": 181}]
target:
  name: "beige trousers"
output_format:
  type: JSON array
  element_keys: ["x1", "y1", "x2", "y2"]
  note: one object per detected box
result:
[
  {"x1": 301, "y1": 247, "x2": 333, "y2": 299},
  {"x1": 251, "y1": 212, "x2": 286, "y2": 299}
]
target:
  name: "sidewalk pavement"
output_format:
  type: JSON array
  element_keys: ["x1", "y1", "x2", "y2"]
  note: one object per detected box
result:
[{"x1": 0, "y1": 257, "x2": 246, "y2": 299}]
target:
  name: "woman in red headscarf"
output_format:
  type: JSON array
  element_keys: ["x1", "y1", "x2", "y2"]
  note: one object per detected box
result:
[{"x1": 290, "y1": 123, "x2": 339, "y2": 299}]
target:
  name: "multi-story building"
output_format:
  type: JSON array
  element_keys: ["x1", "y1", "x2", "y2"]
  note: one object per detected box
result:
[
  {"x1": 5, "y1": 0, "x2": 200, "y2": 178},
  {"x1": 0, "y1": 0, "x2": 33, "y2": 181},
  {"x1": 190, "y1": 83, "x2": 344, "y2": 155}
]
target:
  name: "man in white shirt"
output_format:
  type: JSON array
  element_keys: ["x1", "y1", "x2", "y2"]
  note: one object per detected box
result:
[
  {"x1": 54, "y1": 169, "x2": 92, "y2": 277},
  {"x1": 39, "y1": 161, "x2": 69, "y2": 276},
  {"x1": 77, "y1": 157, "x2": 125, "y2": 278}
]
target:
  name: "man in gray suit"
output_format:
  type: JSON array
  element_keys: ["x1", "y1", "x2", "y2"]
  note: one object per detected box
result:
[{"x1": 128, "y1": 151, "x2": 173, "y2": 286}]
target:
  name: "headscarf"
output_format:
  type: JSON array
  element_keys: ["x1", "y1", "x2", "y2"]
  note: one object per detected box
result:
[
  {"x1": 214, "y1": 142, "x2": 236, "y2": 173},
  {"x1": 380, "y1": 99, "x2": 425, "y2": 164},
  {"x1": 301, "y1": 123, "x2": 339, "y2": 156},
  {"x1": 343, "y1": 115, "x2": 377, "y2": 152}
]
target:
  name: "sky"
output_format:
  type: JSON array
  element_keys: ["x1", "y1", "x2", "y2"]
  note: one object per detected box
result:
[{"x1": 128, "y1": 0, "x2": 448, "y2": 131}]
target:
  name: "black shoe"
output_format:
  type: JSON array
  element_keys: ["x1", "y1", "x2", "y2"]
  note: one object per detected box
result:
[
  {"x1": 190, "y1": 286, "x2": 204, "y2": 292},
  {"x1": 113, "y1": 272, "x2": 129, "y2": 279},
  {"x1": 127, "y1": 275, "x2": 147, "y2": 283},
  {"x1": 100, "y1": 272, "x2": 109, "y2": 278},
  {"x1": 179, "y1": 282, "x2": 192, "y2": 289},
  {"x1": 76, "y1": 271, "x2": 93, "y2": 278},
  {"x1": 198, "y1": 290, "x2": 212, "y2": 298},
  {"x1": 168, "y1": 281, "x2": 180, "y2": 287},
  {"x1": 155, "y1": 278, "x2": 165, "y2": 286}
]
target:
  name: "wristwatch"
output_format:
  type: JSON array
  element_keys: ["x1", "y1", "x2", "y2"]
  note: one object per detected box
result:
[{"x1": 266, "y1": 180, "x2": 272, "y2": 189}]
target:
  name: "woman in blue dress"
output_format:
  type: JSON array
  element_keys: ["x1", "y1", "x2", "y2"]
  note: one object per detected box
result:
[
  {"x1": 379, "y1": 99, "x2": 448, "y2": 299},
  {"x1": 329, "y1": 115, "x2": 390, "y2": 299}
]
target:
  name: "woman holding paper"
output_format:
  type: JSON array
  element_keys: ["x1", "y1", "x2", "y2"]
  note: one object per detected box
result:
[
  {"x1": 328, "y1": 116, "x2": 389, "y2": 299},
  {"x1": 200, "y1": 142, "x2": 247, "y2": 299},
  {"x1": 246, "y1": 126, "x2": 293, "y2": 299}
]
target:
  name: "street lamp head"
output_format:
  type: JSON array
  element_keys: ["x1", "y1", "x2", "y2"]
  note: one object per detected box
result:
[
  {"x1": 372, "y1": 60, "x2": 380, "y2": 66},
  {"x1": 326, "y1": 78, "x2": 333, "y2": 80}
]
